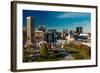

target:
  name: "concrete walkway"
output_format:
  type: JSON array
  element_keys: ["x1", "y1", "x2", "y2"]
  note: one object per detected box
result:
[{"x1": 61, "y1": 55, "x2": 74, "y2": 60}]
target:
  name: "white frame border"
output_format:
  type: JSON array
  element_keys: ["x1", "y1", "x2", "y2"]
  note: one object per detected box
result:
[{"x1": 16, "y1": 3, "x2": 97, "y2": 70}]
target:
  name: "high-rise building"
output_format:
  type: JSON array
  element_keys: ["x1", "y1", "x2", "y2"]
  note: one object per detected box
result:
[
  {"x1": 56, "y1": 32, "x2": 61, "y2": 40},
  {"x1": 38, "y1": 24, "x2": 46, "y2": 32},
  {"x1": 76, "y1": 27, "x2": 83, "y2": 34},
  {"x1": 25, "y1": 16, "x2": 34, "y2": 48},
  {"x1": 70, "y1": 30, "x2": 75, "y2": 36},
  {"x1": 34, "y1": 31, "x2": 44, "y2": 42},
  {"x1": 48, "y1": 29, "x2": 56, "y2": 33},
  {"x1": 63, "y1": 29, "x2": 68, "y2": 37},
  {"x1": 47, "y1": 29, "x2": 57, "y2": 42}
]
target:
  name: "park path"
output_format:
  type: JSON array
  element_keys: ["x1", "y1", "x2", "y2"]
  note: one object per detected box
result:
[{"x1": 61, "y1": 55, "x2": 74, "y2": 60}]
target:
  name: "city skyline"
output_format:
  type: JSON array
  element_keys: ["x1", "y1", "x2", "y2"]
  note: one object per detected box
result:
[{"x1": 23, "y1": 10, "x2": 91, "y2": 33}]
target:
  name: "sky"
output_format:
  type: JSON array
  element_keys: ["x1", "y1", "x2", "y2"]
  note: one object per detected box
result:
[{"x1": 23, "y1": 10, "x2": 91, "y2": 33}]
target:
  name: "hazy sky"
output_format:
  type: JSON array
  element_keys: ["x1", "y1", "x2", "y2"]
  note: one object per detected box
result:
[{"x1": 23, "y1": 10, "x2": 91, "y2": 33}]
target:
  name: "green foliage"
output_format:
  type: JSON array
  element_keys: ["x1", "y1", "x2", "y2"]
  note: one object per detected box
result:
[{"x1": 39, "y1": 43, "x2": 48, "y2": 56}]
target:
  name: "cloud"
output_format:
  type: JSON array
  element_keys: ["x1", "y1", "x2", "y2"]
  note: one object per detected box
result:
[
  {"x1": 58, "y1": 12, "x2": 90, "y2": 18},
  {"x1": 72, "y1": 20, "x2": 90, "y2": 25}
]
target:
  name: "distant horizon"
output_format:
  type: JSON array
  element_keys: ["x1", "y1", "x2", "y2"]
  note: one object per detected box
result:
[{"x1": 23, "y1": 10, "x2": 91, "y2": 33}]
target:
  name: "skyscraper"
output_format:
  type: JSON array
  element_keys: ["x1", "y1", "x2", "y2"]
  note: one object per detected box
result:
[
  {"x1": 26, "y1": 16, "x2": 34, "y2": 48},
  {"x1": 76, "y1": 27, "x2": 83, "y2": 34},
  {"x1": 38, "y1": 24, "x2": 46, "y2": 32},
  {"x1": 63, "y1": 29, "x2": 68, "y2": 37}
]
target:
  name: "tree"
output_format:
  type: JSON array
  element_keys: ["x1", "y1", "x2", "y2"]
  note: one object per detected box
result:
[{"x1": 39, "y1": 42, "x2": 48, "y2": 57}]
